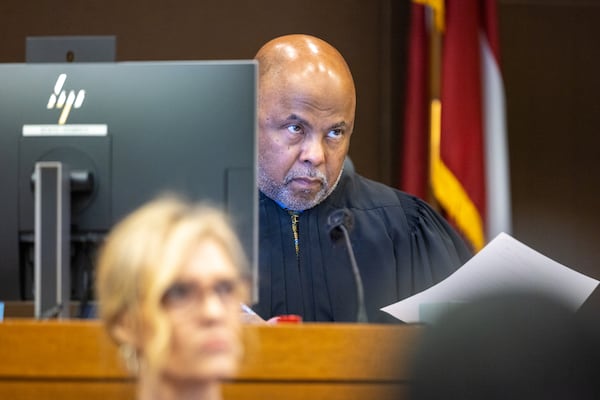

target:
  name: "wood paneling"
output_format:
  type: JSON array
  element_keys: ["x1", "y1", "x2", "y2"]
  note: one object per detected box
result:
[{"x1": 0, "y1": 320, "x2": 420, "y2": 400}]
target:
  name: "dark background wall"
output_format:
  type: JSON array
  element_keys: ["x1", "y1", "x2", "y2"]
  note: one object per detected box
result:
[
  {"x1": 499, "y1": 0, "x2": 600, "y2": 284},
  {"x1": 1, "y1": 0, "x2": 598, "y2": 287}
]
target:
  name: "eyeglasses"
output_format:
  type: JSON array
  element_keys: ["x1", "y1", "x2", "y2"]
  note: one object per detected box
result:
[{"x1": 161, "y1": 277, "x2": 245, "y2": 311}]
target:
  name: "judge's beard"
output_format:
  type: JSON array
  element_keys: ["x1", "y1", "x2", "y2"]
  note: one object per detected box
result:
[{"x1": 258, "y1": 165, "x2": 343, "y2": 211}]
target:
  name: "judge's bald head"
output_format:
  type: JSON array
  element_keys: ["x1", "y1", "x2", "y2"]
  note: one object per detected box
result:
[{"x1": 255, "y1": 34, "x2": 356, "y2": 103}]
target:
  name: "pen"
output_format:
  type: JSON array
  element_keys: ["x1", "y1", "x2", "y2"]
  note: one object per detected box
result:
[{"x1": 240, "y1": 303, "x2": 258, "y2": 315}]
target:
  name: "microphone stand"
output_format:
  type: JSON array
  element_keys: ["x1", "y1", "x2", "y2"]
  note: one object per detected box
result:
[{"x1": 328, "y1": 208, "x2": 368, "y2": 323}]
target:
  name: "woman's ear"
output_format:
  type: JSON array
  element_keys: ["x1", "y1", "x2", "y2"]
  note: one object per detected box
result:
[
  {"x1": 110, "y1": 311, "x2": 140, "y2": 347},
  {"x1": 110, "y1": 311, "x2": 142, "y2": 374}
]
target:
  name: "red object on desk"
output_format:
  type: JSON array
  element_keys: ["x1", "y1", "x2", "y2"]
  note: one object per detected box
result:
[{"x1": 267, "y1": 314, "x2": 303, "y2": 324}]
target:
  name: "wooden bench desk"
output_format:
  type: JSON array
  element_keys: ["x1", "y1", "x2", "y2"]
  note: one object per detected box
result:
[{"x1": 0, "y1": 319, "x2": 421, "y2": 400}]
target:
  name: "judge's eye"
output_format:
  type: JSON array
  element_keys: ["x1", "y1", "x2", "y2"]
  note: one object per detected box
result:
[
  {"x1": 327, "y1": 128, "x2": 344, "y2": 140},
  {"x1": 286, "y1": 124, "x2": 302, "y2": 135}
]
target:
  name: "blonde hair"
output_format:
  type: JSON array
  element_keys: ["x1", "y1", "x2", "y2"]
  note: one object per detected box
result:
[{"x1": 95, "y1": 195, "x2": 249, "y2": 374}]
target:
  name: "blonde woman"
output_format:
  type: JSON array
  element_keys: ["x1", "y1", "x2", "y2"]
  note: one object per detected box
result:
[{"x1": 96, "y1": 196, "x2": 249, "y2": 400}]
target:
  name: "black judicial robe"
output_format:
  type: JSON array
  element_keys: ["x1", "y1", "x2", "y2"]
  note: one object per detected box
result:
[{"x1": 254, "y1": 170, "x2": 473, "y2": 323}]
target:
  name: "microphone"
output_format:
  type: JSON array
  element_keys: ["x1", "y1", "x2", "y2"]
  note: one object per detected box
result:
[{"x1": 327, "y1": 208, "x2": 368, "y2": 323}]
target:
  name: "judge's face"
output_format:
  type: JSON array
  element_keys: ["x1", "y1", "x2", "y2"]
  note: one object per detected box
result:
[
  {"x1": 160, "y1": 239, "x2": 245, "y2": 382},
  {"x1": 258, "y1": 72, "x2": 355, "y2": 211}
]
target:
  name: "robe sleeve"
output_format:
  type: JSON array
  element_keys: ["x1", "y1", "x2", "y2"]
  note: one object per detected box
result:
[{"x1": 395, "y1": 194, "x2": 473, "y2": 296}]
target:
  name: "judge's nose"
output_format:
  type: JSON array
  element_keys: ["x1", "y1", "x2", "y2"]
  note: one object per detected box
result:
[{"x1": 300, "y1": 137, "x2": 325, "y2": 166}]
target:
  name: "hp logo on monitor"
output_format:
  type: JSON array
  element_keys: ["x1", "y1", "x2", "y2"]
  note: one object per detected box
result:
[{"x1": 47, "y1": 74, "x2": 85, "y2": 125}]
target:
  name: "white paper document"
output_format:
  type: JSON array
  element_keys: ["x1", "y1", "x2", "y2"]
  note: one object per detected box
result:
[{"x1": 381, "y1": 232, "x2": 600, "y2": 323}]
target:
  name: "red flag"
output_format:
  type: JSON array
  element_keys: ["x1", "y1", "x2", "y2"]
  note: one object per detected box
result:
[
  {"x1": 400, "y1": 0, "x2": 511, "y2": 251},
  {"x1": 401, "y1": 3, "x2": 430, "y2": 200}
]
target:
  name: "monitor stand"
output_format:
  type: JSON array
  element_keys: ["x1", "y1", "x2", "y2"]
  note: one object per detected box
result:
[{"x1": 33, "y1": 162, "x2": 71, "y2": 319}]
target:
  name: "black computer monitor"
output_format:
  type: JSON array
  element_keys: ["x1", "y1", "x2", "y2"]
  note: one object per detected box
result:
[{"x1": 0, "y1": 61, "x2": 258, "y2": 311}]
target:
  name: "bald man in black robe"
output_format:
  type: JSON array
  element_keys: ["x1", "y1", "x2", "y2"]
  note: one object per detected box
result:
[{"x1": 253, "y1": 34, "x2": 471, "y2": 323}]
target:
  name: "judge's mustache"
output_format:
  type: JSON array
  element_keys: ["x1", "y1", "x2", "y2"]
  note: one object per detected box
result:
[{"x1": 283, "y1": 167, "x2": 327, "y2": 185}]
